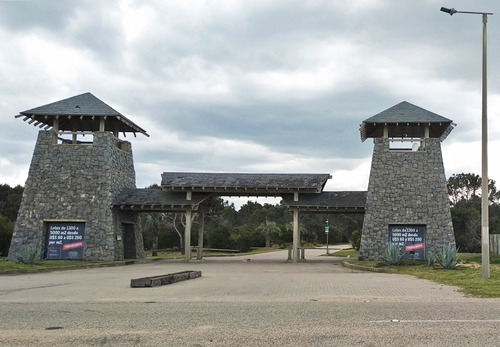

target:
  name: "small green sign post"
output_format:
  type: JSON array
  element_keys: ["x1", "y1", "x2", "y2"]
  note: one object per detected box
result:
[{"x1": 325, "y1": 220, "x2": 329, "y2": 255}]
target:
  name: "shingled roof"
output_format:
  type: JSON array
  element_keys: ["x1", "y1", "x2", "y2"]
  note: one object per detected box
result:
[
  {"x1": 161, "y1": 172, "x2": 332, "y2": 195},
  {"x1": 113, "y1": 188, "x2": 210, "y2": 212},
  {"x1": 360, "y1": 101, "x2": 454, "y2": 141},
  {"x1": 282, "y1": 191, "x2": 367, "y2": 213},
  {"x1": 16, "y1": 92, "x2": 149, "y2": 137}
]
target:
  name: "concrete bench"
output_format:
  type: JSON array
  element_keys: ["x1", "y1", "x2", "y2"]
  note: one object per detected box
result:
[{"x1": 130, "y1": 270, "x2": 202, "y2": 287}]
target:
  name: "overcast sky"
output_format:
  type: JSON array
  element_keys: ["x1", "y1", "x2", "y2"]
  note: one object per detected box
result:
[{"x1": 2, "y1": 0, "x2": 500, "y2": 207}]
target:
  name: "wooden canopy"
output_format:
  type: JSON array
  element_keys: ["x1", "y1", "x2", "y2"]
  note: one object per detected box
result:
[
  {"x1": 113, "y1": 188, "x2": 210, "y2": 212},
  {"x1": 160, "y1": 172, "x2": 332, "y2": 196},
  {"x1": 282, "y1": 191, "x2": 367, "y2": 213}
]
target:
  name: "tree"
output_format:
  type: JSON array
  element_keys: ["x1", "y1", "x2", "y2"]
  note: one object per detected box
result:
[
  {"x1": 237, "y1": 201, "x2": 266, "y2": 227},
  {"x1": 447, "y1": 173, "x2": 500, "y2": 252},
  {"x1": 451, "y1": 198, "x2": 481, "y2": 252},
  {"x1": 230, "y1": 224, "x2": 265, "y2": 252},
  {"x1": 0, "y1": 215, "x2": 14, "y2": 256},
  {"x1": 0, "y1": 184, "x2": 24, "y2": 222},
  {"x1": 167, "y1": 213, "x2": 189, "y2": 254},
  {"x1": 141, "y1": 212, "x2": 169, "y2": 255},
  {"x1": 256, "y1": 220, "x2": 281, "y2": 248},
  {"x1": 0, "y1": 184, "x2": 23, "y2": 256},
  {"x1": 447, "y1": 173, "x2": 500, "y2": 206}
]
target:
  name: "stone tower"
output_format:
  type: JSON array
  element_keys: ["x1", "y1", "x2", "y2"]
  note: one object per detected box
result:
[
  {"x1": 358, "y1": 101, "x2": 456, "y2": 261},
  {"x1": 8, "y1": 93, "x2": 148, "y2": 261}
]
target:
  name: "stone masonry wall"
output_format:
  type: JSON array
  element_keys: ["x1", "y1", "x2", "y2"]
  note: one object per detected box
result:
[
  {"x1": 8, "y1": 131, "x2": 145, "y2": 261},
  {"x1": 358, "y1": 138, "x2": 455, "y2": 260}
]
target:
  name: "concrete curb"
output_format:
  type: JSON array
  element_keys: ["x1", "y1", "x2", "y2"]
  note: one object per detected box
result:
[{"x1": 341, "y1": 259, "x2": 393, "y2": 273}]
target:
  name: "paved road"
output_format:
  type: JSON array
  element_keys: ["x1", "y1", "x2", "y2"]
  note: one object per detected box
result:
[{"x1": 1, "y1": 247, "x2": 499, "y2": 346}]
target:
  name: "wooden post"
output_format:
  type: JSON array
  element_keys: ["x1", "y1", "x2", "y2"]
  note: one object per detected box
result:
[
  {"x1": 292, "y1": 208, "x2": 300, "y2": 263},
  {"x1": 99, "y1": 117, "x2": 105, "y2": 132},
  {"x1": 53, "y1": 117, "x2": 59, "y2": 144},
  {"x1": 197, "y1": 212, "x2": 205, "y2": 260},
  {"x1": 184, "y1": 208, "x2": 192, "y2": 262}
]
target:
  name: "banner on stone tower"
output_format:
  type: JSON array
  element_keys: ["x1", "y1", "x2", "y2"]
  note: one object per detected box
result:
[
  {"x1": 45, "y1": 222, "x2": 86, "y2": 260},
  {"x1": 388, "y1": 225, "x2": 426, "y2": 260}
]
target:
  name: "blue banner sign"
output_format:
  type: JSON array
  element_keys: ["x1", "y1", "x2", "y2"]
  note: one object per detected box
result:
[
  {"x1": 45, "y1": 222, "x2": 86, "y2": 260},
  {"x1": 388, "y1": 225, "x2": 426, "y2": 260}
]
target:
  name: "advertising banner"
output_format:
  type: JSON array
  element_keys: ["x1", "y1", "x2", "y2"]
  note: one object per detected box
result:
[
  {"x1": 45, "y1": 222, "x2": 86, "y2": 260},
  {"x1": 388, "y1": 225, "x2": 426, "y2": 260}
]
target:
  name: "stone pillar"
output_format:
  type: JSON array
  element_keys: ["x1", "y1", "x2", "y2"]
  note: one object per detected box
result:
[
  {"x1": 8, "y1": 130, "x2": 144, "y2": 261},
  {"x1": 359, "y1": 138, "x2": 455, "y2": 260}
]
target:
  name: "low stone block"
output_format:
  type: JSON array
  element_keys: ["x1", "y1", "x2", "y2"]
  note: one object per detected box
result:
[{"x1": 130, "y1": 270, "x2": 202, "y2": 288}]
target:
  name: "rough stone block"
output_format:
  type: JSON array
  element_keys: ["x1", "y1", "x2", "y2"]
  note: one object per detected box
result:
[{"x1": 131, "y1": 271, "x2": 202, "y2": 288}]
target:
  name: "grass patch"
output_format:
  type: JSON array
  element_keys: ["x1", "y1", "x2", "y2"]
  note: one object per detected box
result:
[
  {"x1": 0, "y1": 257, "x2": 114, "y2": 274},
  {"x1": 0, "y1": 248, "x2": 281, "y2": 273},
  {"x1": 344, "y1": 250, "x2": 500, "y2": 297},
  {"x1": 148, "y1": 247, "x2": 280, "y2": 260},
  {"x1": 388, "y1": 265, "x2": 500, "y2": 297},
  {"x1": 462, "y1": 254, "x2": 500, "y2": 264}
]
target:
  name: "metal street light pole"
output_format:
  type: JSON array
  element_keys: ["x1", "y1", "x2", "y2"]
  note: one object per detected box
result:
[{"x1": 441, "y1": 7, "x2": 493, "y2": 278}]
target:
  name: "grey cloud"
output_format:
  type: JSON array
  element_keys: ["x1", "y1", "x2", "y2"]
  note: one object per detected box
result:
[
  {"x1": 3, "y1": 0, "x2": 500, "y2": 189},
  {"x1": 0, "y1": 0, "x2": 76, "y2": 32}
]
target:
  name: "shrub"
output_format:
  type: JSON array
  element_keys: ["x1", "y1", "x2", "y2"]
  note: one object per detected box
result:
[
  {"x1": 350, "y1": 230, "x2": 361, "y2": 250},
  {"x1": 436, "y1": 243, "x2": 459, "y2": 269},
  {"x1": 18, "y1": 245, "x2": 42, "y2": 264},
  {"x1": 230, "y1": 225, "x2": 265, "y2": 252},
  {"x1": 207, "y1": 226, "x2": 234, "y2": 250},
  {"x1": 384, "y1": 243, "x2": 406, "y2": 265}
]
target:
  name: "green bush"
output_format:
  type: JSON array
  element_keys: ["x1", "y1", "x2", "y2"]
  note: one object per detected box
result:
[
  {"x1": 350, "y1": 230, "x2": 361, "y2": 250},
  {"x1": 207, "y1": 226, "x2": 234, "y2": 250},
  {"x1": 384, "y1": 243, "x2": 406, "y2": 265},
  {"x1": 18, "y1": 245, "x2": 42, "y2": 264},
  {"x1": 230, "y1": 225, "x2": 265, "y2": 252},
  {"x1": 436, "y1": 243, "x2": 459, "y2": 269}
]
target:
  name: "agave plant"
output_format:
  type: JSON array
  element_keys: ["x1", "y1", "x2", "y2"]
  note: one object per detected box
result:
[
  {"x1": 384, "y1": 243, "x2": 407, "y2": 265},
  {"x1": 425, "y1": 251, "x2": 436, "y2": 266},
  {"x1": 436, "y1": 243, "x2": 459, "y2": 269},
  {"x1": 18, "y1": 245, "x2": 42, "y2": 264}
]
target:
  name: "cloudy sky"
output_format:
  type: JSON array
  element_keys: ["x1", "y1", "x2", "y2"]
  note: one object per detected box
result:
[{"x1": 2, "y1": 0, "x2": 500, "y2": 206}]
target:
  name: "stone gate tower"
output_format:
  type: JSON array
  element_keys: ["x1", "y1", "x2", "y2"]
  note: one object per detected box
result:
[
  {"x1": 358, "y1": 101, "x2": 456, "y2": 261},
  {"x1": 8, "y1": 93, "x2": 148, "y2": 261}
]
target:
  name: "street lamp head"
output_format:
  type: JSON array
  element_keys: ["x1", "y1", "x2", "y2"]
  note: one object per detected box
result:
[{"x1": 440, "y1": 7, "x2": 457, "y2": 15}]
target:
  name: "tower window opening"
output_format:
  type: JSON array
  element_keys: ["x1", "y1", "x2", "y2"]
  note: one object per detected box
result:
[
  {"x1": 56, "y1": 131, "x2": 94, "y2": 145},
  {"x1": 388, "y1": 137, "x2": 425, "y2": 151}
]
